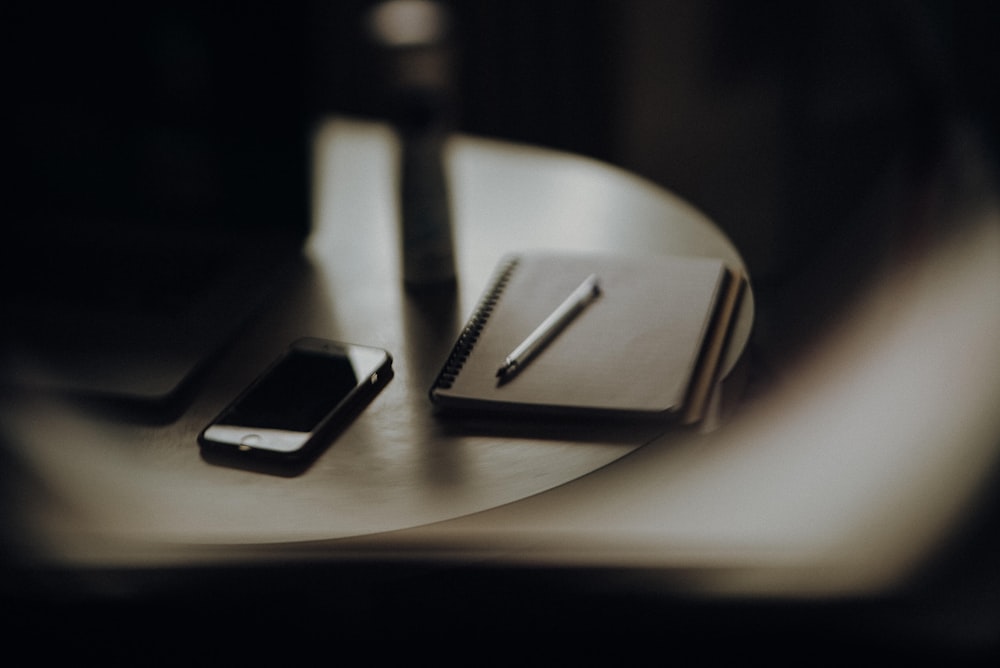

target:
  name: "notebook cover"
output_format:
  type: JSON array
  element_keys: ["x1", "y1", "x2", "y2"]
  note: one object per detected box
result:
[{"x1": 430, "y1": 251, "x2": 738, "y2": 419}]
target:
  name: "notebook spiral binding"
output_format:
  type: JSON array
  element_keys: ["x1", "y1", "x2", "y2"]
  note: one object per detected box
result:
[{"x1": 430, "y1": 257, "x2": 519, "y2": 391}]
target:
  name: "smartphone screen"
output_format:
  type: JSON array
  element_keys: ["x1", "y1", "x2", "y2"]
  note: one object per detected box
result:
[{"x1": 199, "y1": 339, "x2": 392, "y2": 458}]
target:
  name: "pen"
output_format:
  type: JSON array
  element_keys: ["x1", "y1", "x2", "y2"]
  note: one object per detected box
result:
[{"x1": 496, "y1": 273, "x2": 601, "y2": 381}]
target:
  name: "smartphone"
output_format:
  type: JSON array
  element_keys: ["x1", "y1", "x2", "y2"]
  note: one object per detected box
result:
[{"x1": 198, "y1": 338, "x2": 393, "y2": 466}]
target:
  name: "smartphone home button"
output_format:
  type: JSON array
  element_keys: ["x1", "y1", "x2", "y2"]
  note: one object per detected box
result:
[{"x1": 239, "y1": 434, "x2": 262, "y2": 450}]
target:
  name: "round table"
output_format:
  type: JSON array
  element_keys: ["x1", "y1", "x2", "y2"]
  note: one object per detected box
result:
[{"x1": 2, "y1": 117, "x2": 753, "y2": 562}]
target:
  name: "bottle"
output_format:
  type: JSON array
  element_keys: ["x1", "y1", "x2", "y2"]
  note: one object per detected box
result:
[{"x1": 367, "y1": 0, "x2": 457, "y2": 288}]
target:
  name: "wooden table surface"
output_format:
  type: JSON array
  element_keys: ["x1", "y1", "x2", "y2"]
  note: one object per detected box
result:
[{"x1": 1, "y1": 117, "x2": 753, "y2": 567}]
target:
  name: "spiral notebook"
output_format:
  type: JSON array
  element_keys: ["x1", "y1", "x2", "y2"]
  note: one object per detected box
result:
[{"x1": 429, "y1": 251, "x2": 744, "y2": 422}]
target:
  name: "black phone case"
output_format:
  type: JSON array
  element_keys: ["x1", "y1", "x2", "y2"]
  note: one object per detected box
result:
[{"x1": 198, "y1": 339, "x2": 393, "y2": 476}]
